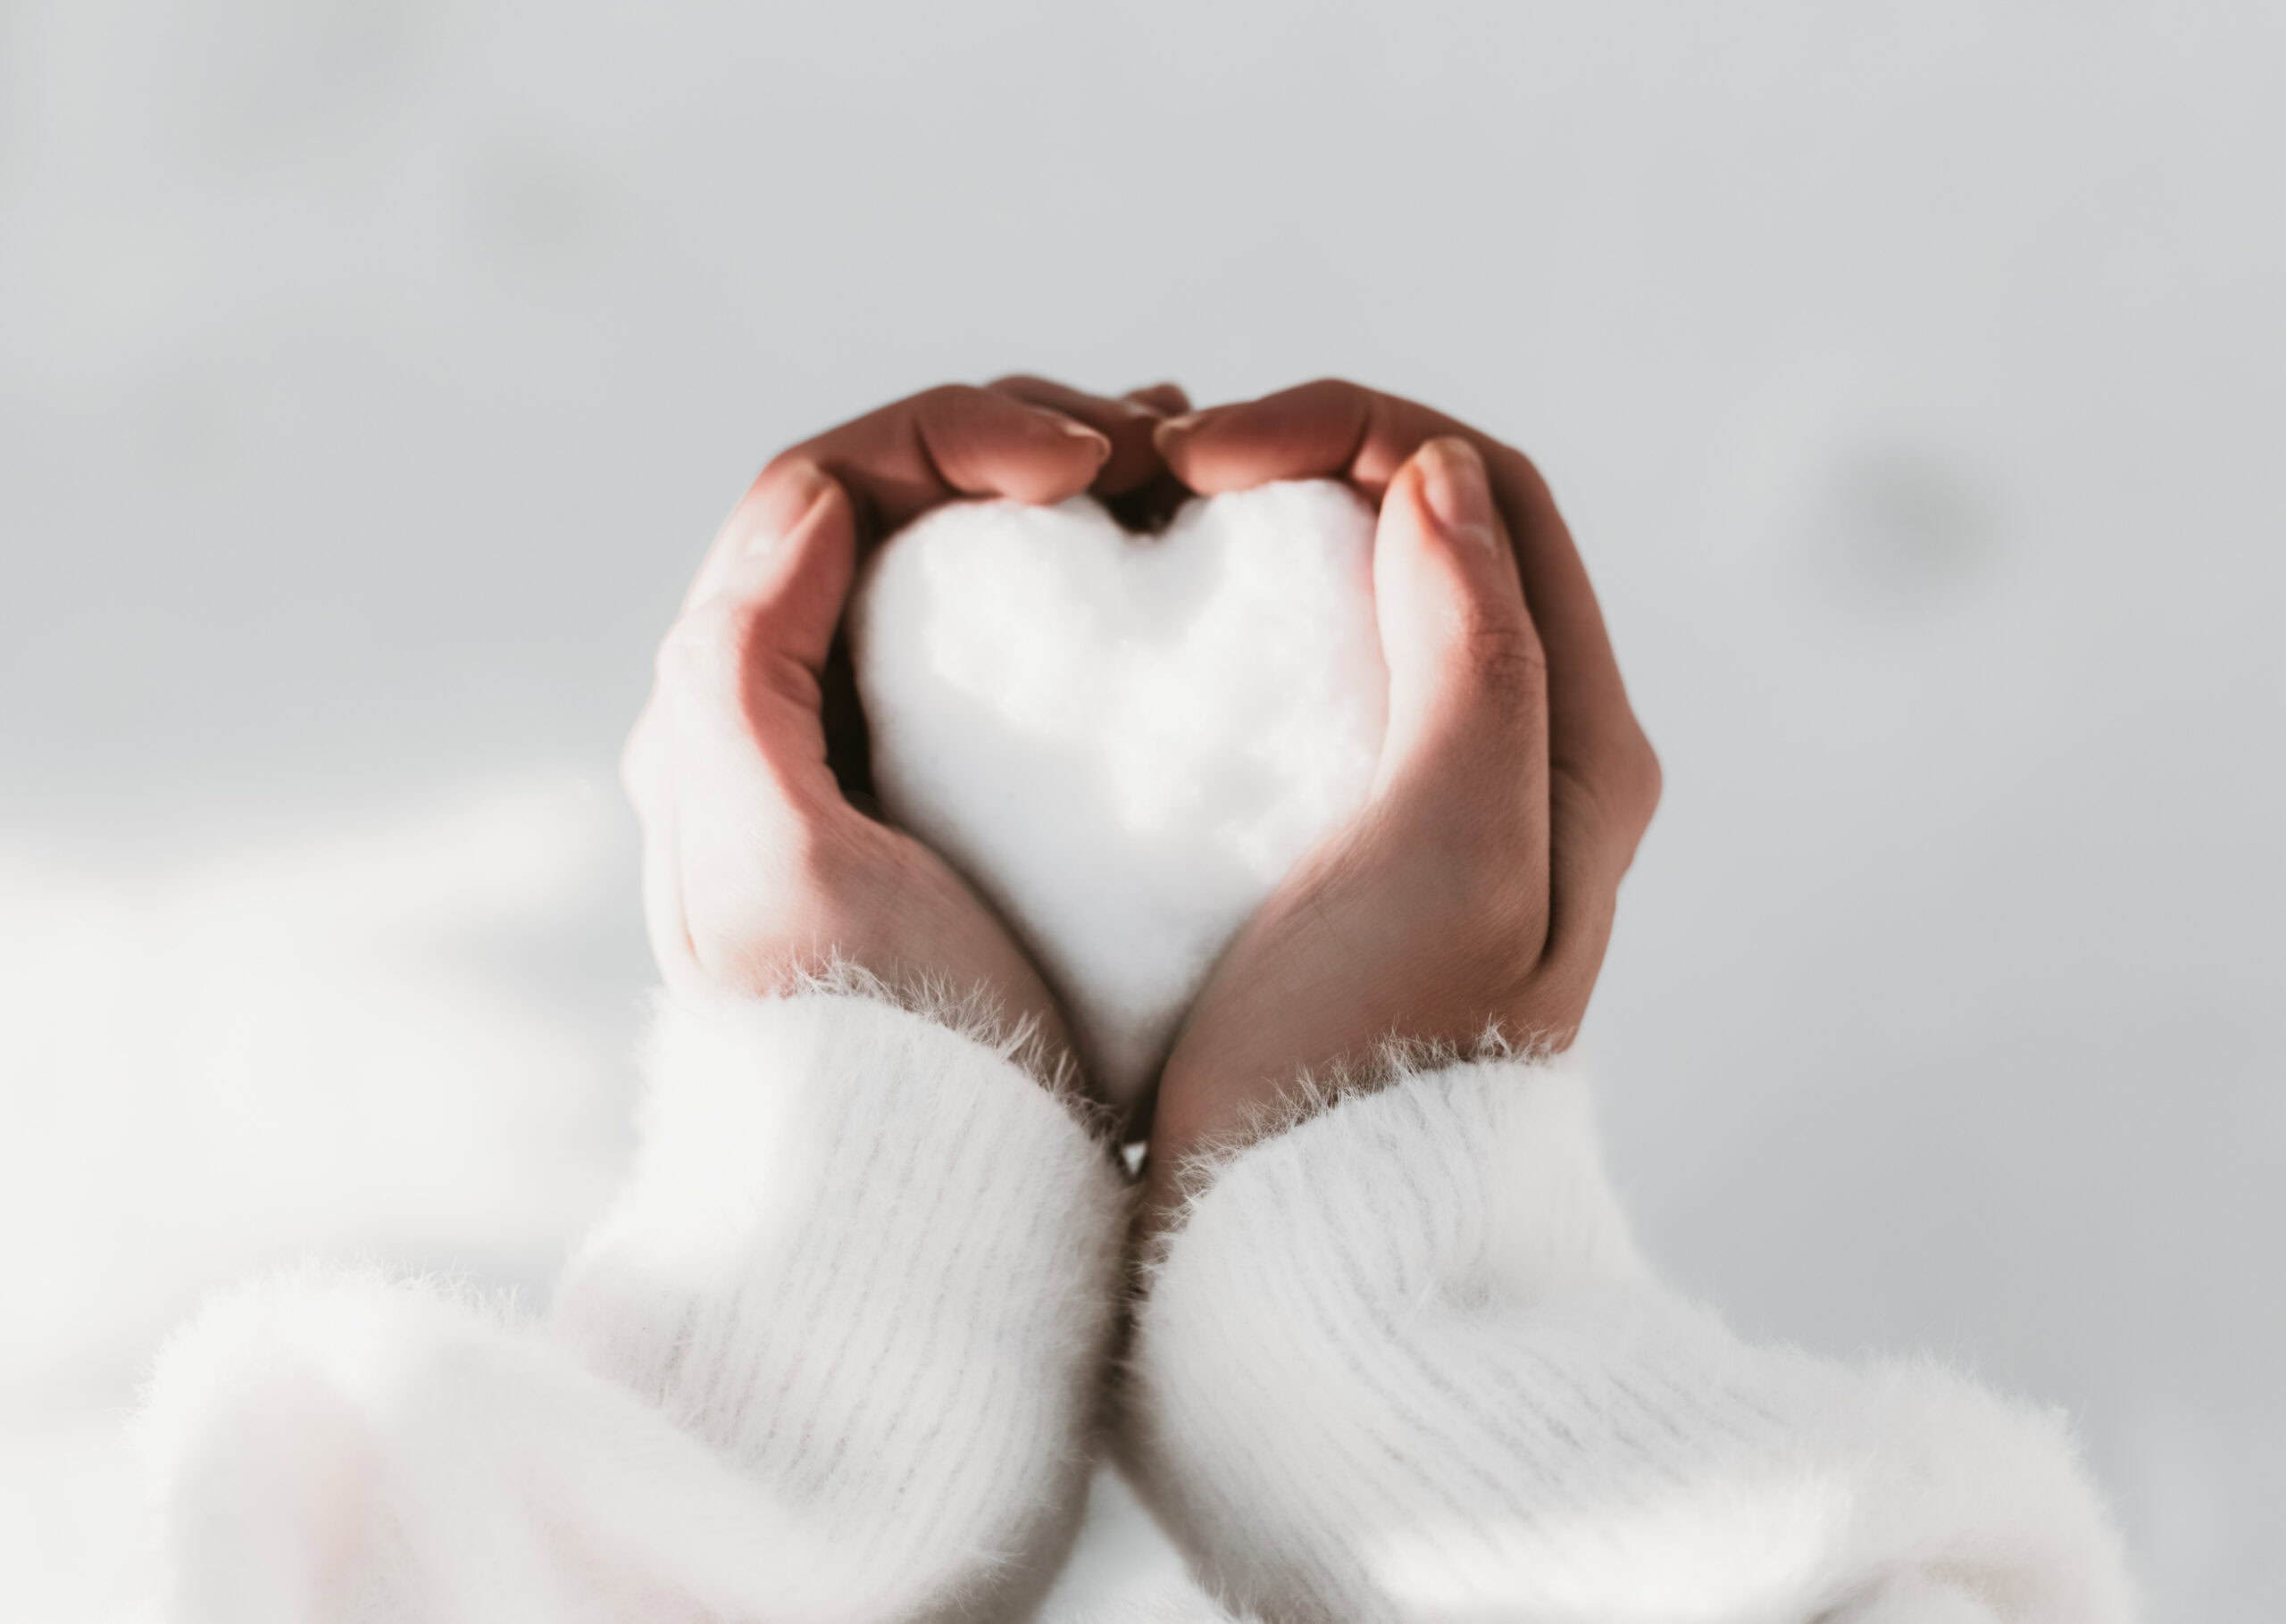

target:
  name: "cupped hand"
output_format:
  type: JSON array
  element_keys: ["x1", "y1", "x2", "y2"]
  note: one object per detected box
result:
[
  {"x1": 1143, "y1": 381, "x2": 1662, "y2": 1206},
  {"x1": 623, "y1": 378, "x2": 1187, "y2": 1064}
]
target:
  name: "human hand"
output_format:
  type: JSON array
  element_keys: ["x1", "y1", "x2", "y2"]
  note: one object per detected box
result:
[
  {"x1": 623, "y1": 378, "x2": 1188, "y2": 1063},
  {"x1": 1144, "y1": 381, "x2": 1661, "y2": 1205}
]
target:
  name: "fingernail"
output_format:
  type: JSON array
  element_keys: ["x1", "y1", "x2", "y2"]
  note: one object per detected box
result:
[
  {"x1": 748, "y1": 460, "x2": 834, "y2": 560},
  {"x1": 1150, "y1": 408, "x2": 1219, "y2": 458},
  {"x1": 1417, "y1": 437, "x2": 1498, "y2": 549},
  {"x1": 1048, "y1": 415, "x2": 1114, "y2": 462}
]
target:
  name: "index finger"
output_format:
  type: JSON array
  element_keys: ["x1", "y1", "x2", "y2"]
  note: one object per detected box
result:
[
  {"x1": 1158, "y1": 378, "x2": 1660, "y2": 868},
  {"x1": 685, "y1": 383, "x2": 1114, "y2": 612},
  {"x1": 784, "y1": 381, "x2": 1115, "y2": 534},
  {"x1": 986, "y1": 373, "x2": 1187, "y2": 496}
]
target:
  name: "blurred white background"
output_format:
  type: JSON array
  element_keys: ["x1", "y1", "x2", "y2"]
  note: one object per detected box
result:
[{"x1": 3, "y1": 2, "x2": 2280, "y2": 1619}]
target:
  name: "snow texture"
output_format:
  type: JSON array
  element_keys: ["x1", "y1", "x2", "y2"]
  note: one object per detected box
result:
[{"x1": 852, "y1": 480, "x2": 1389, "y2": 1106}]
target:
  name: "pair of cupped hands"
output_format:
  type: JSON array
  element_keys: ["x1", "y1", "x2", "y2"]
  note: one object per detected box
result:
[{"x1": 622, "y1": 377, "x2": 1662, "y2": 1219}]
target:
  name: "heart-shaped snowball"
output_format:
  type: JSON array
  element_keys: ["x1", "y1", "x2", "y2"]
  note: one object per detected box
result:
[{"x1": 851, "y1": 479, "x2": 1389, "y2": 1107}]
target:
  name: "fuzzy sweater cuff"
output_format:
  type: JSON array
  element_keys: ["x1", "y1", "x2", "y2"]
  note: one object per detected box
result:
[
  {"x1": 141, "y1": 989, "x2": 1128, "y2": 1623},
  {"x1": 1126, "y1": 1054, "x2": 2136, "y2": 1624}
]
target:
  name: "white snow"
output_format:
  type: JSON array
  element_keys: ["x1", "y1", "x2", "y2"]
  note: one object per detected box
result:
[{"x1": 854, "y1": 481, "x2": 1385, "y2": 1103}]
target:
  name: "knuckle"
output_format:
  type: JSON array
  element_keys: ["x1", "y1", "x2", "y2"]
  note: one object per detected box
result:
[
  {"x1": 1626, "y1": 734, "x2": 1664, "y2": 822},
  {"x1": 1298, "y1": 377, "x2": 1377, "y2": 429},
  {"x1": 1550, "y1": 760, "x2": 1619, "y2": 837},
  {"x1": 1553, "y1": 731, "x2": 1662, "y2": 846},
  {"x1": 1465, "y1": 620, "x2": 1547, "y2": 699},
  {"x1": 913, "y1": 383, "x2": 1014, "y2": 453},
  {"x1": 1587, "y1": 726, "x2": 1664, "y2": 830}
]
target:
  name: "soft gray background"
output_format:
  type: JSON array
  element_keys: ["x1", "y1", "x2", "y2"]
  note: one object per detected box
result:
[{"x1": 3, "y1": 2, "x2": 2280, "y2": 1619}]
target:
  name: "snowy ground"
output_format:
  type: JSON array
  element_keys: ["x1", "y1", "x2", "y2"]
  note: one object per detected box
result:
[{"x1": 3, "y1": 4, "x2": 2280, "y2": 1618}]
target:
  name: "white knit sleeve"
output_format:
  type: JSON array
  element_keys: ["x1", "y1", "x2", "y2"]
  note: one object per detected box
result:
[
  {"x1": 139, "y1": 989, "x2": 1128, "y2": 1622},
  {"x1": 1123, "y1": 1055, "x2": 2137, "y2": 1624}
]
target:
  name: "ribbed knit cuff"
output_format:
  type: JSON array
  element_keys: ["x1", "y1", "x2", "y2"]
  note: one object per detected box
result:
[
  {"x1": 1148, "y1": 1051, "x2": 1648, "y2": 1306},
  {"x1": 1128, "y1": 1057, "x2": 2135, "y2": 1624},
  {"x1": 140, "y1": 989, "x2": 1131, "y2": 1622},
  {"x1": 553, "y1": 987, "x2": 1130, "y2": 1606}
]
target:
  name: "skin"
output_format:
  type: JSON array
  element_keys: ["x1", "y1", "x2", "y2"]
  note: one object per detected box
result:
[
  {"x1": 626, "y1": 379, "x2": 1660, "y2": 1216},
  {"x1": 622, "y1": 379, "x2": 1183, "y2": 1062},
  {"x1": 1144, "y1": 384, "x2": 1661, "y2": 1219}
]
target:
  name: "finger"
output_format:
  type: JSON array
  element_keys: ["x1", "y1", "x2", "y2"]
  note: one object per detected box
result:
[
  {"x1": 684, "y1": 385, "x2": 1114, "y2": 613},
  {"x1": 650, "y1": 479, "x2": 858, "y2": 992},
  {"x1": 662, "y1": 463, "x2": 855, "y2": 798},
  {"x1": 1123, "y1": 381, "x2": 1191, "y2": 418},
  {"x1": 681, "y1": 448, "x2": 853, "y2": 614},
  {"x1": 1372, "y1": 438, "x2": 1549, "y2": 842},
  {"x1": 1159, "y1": 380, "x2": 1656, "y2": 870},
  {"x1": 1114, "y1": 383, "x2": 1197, "y2": 530},
  {"x1": 780, "y1": 382, "x2": 1110, "y2": 536},
  {"x1": 1109, "y1": 382, "x2": 1197, "y2": 532},
  {"x1": 1154, "y1": 379, "x2": 1390, "y2": 496},
  {"x1": 989, "y1": 374, "x2": 1169, "y2": 496}
]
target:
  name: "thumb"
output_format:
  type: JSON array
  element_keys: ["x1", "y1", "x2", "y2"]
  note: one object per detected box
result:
[
  {"x1": 1371, "y1": 437, "x2": 1550, "y2": 799},
  {"x1": 659, "y1": 461, "x2": 855, "y2": 788}
]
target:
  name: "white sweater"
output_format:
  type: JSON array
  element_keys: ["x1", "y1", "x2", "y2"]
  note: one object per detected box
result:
[{"x1": 139, "y1": 991, "x2": 2134, "y2": 1622}]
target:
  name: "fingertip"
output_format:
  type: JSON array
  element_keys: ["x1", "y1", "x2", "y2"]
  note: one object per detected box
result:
[
  {"x1": 1152, "y1": 407, "x2": 1214, "y2": 443},
  {"x1": 1382, "y1": 439, "x2": 1525, "y2": 617},
  {"x1": 1411, "y1": 437, "x2": 1503, "y2": 555},
  {"x1": 981, "y1": 375, "x2": 1174, "y2": 497},
  {"x1": 901, "y1": 385, "x2": 1114, "y2": 509},
  {"x1": 669, "y1": 470, "x2": 858, "y2": 718},
  {"x1": 997, "y1": 404, "x2": 1114, "y2": 504},
  {"x1": 1152, "y1": 385, "x2": 1372, "y2": 494},
  {"x1": 1372, "y1": 439, "x2": 1543, "y2": 780},
  {"x1": 1122, "y1": 381, "x2": 1191, "y2": 418},
  {"x1": 1043, "y1": 412, "x2": 1114, "y2": 463},
  {"x1": 747, "y1": 458, "x2": 843, "y2": 559},
  {"x1": 1151, "y1": 407, "x2": 1237, "y2": 490}
]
